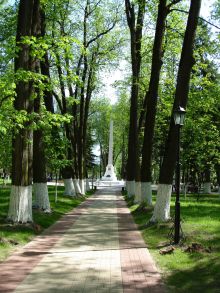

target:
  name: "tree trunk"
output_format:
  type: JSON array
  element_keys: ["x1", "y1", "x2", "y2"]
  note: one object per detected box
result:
[
  {"x1": 8, "y1": 0, "x2": 35, "y2": 223},
  {"x1": 215, "y1": 164, "x2": 220, "y2": 193},
  {"x1": 82, "y1": 54, "x2": 95, "y2": 170},
  {"x1": 40, "y1": 8, "x2": 54, "y2": 114},
  {"x1": 151, "y1": 0, "x2": 202, "y2": 222},
  {"x1": 33, "y1": 99, "x2": 51, "y2": 209},
  {"x1": 121, "y1": 134, "x2": 126, "y2": 179},
  {"x1": 77, "y1": 3, "x2": 89, "y2": 193},
  {"x1": 61, "y1": 162, "x2": 75, "y2": 196},
  {"x1": 65, "y1": 55, "x2": 78, "y2": 181},
  {"x1": 32, "y1": 2, "x2": 51, "y2": 212},
  {"x1": 203, "y1": 167, "x2": 211, "y2": 194},
  {"x1": 141, "y1": 0, "x2": 168, "y2": 205},
  {"x1": 55, "y1": 49, "x2": 76, "y2": 195},
  {"x1": 125, "y1": 0, "x2": 145, "y2": 197}
]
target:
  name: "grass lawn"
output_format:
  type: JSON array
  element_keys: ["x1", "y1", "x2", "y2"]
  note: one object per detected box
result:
[
  {"x1": 0, "y1": 185, "x2": 93, "y2": 262},
  {"x1": 125, "y1": 192, "x2": 220, "y2": 293}
]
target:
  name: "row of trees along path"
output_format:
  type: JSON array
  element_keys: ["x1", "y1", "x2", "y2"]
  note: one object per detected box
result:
[{"x1": 0, "y1": 0, "x2": 219, "y2": 225}]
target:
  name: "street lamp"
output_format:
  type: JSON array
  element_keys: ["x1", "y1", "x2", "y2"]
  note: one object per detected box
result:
[{"x1": 173, "y1": 106, "x2": 186, "y2": 244}]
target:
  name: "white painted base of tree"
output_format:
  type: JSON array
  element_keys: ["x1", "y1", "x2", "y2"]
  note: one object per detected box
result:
[
  {"x1": 141, "y1": 182, "x2": 152, "y2": 205},
  {"x1": 203, "y1": 182, "x2": 211, "y2": 194},
  {"x1": 80, "y1": 179, "x2": 85, "y2": 195},
  {"x1": 150, "y1": 184, "x2": 172, "y2": 223},
  {"x1": 33, "y1": 183, "x2": 51, "y2": 212},
  {"x1": 134, "y1": 181, "x2": 141, "y2": 203},
  {"x1": 73, "y1": 179, "x2": 81, "y2": 194},
  {"x1": 63, "y1": 178, "x2": 75, "y2": 196},
  {"x1": 8, "y1": 185, "x2": 33, "y2": 223},
  {"x1": 86, "y1": 178, "x2": 90, "y2": 192},
  {"x1": 126, "y1": 180, "x2": 135, "y2": 197}
]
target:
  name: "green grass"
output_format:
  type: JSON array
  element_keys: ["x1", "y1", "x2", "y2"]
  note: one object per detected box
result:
[
  {"x1": 125, "y1": 193, "x2": 220, "y2": 293},
  {"x1": 0, "y1": 178, "x2": 11, "y2": 186},
  {"x1": 0, "y1": 186, "x2": 93, "y2": 262}
]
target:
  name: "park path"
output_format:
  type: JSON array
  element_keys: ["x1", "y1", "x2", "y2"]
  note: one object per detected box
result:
[{"x1": 0, "y1": 187, "x2": 165, "y2": 293}]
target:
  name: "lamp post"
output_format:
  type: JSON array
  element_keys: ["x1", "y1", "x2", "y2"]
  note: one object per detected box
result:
[{"x1": 173, "y1": 106, "x2": 186, "y2": 244}]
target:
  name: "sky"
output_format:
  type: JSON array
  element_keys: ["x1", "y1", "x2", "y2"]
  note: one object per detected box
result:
[{"x1": 200, "y1": 0, "x2": 215, "y2": 18}]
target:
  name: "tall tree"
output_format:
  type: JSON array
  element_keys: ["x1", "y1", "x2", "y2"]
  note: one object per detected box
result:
[
  {"x1": 33, "y1": 4, "x2": 51, "y2": 211},
  {"x1": 47, "y1": 0, "x2": 120, "y2": 194},
  {"x1": 8, "y1": 0, "x2": 36, "y2": 223},
  {"x1": 125, "y1": 0, "x2": 145, "y2": 197},
  {"x1": 150, "y1": 0, "x2": 202, "y2": 222},
  {"x1": 140, "y1": 0, "x2": 168, "y2": 205},
  {"x1": 140, "y1": 0, "x2": 182, "y2": 205}
]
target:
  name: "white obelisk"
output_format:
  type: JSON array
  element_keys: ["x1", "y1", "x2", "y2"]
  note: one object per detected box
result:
[{"x1": 102, "y1": 120, "x2": 117, "y2": 181}]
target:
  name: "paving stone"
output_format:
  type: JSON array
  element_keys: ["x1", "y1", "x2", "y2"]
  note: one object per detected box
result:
[{"x1": 0, "y1": 187, "x2": 165, "y2": 293}]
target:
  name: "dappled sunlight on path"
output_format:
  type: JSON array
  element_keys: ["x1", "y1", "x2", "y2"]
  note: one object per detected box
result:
[{"x1": 0, "y1": 187, "x2": 165, "y2": 293}]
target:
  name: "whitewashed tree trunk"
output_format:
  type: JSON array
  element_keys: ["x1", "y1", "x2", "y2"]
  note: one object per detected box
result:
[
  {"x1": 203, "y1": 182, "x2": 211, "y2": 194},
  {"x1": 150, "y1": 184, "x2": 172, "y2": 223},
  {"x1": 141, "y1": 182, "x2": 152, "y2": 205},
  {"x1": 63, "y1": 178, "x2": 75, "y2": 196},
  {"x1": 33, "y1": 183, "x2": 51, "y2": 212},
  {"x1": 80, "y1": 179, "x2": 85, "y2": 195},
  {"x1": 73, "y1": 179, "x2": 81, "y2": 194},
  {"x1": 55, "y1": 178, "x2": 58, "y2": 203},
  {"x1": 8, "y1": 186, "x2": 32, "y2": 223},
  {"x1": 84, "y1": 179, "x2": 87, "y2": 192},
  {"x1": 86, "y1": 178, "x2": 90, "y2": 192},
  {"x1": 126, "y1": 180, "x2": 135, "y2": 197},
  {"x1": 134, "y1": 181, "x2": 141, "y2": 203}
]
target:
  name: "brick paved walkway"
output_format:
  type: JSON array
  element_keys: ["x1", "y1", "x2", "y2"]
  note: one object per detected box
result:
[{"x1": 0, "y1": 187, "x2": 165, "y2": 293}]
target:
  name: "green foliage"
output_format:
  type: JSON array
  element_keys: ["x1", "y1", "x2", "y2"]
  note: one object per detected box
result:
[
  {"x1": 0, "y1": 3, "x2": 17, "y2": 72},
  {"x1": 181, "y1": 21, "x2": 220, "y2": 177},
  {"x1": 90, "y1": 96, "x2": 112, "y2": 153},
  {"x1": 0, "y1": 132, "x2": 11, "y2": 173},
  {"x1": 112, "y1": 91, "x2": 130, "y2": 176},
  {"x1": 44, "y1": 129, "x2": 72, "y2": 173},
  {"x1": 0, "y1": 0, "x2": 218, "y2": 186},
  {"x1": 149, "y1": 13, "x2": 220, "y2": 183}
]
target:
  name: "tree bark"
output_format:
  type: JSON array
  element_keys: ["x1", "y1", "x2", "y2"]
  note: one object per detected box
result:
[
  {"x1": 120, "y1": 134, "x2": 126, "y2": 179},
  {"x1": 140, "y1": 0, "x2": 168, "y2": 204},
  {"x1": 159, "y1": 0, "x2": 201, "y2": 185},
  {"x1": 215, "y1": 164, "x2": 220, "y2": 193},
  {"x1": 8, "y1": 0, "x2": 35, "y2": 223},
  {"x1": 125, "y1": 0, "x2": 145, "y2": 197},
  {"x1": 151, "y1": 0, "x2": 202, "y2": 222},
  {"x1": 203, "y1": 167, "x2": 211, "y2": 194},
  {"x1": 77, "y1": 1, "x2": 89, "y2": 191},
  {"x1": 54, "y1": 45, "x2": 75, "y2": 193},
  {"x1": 40, "y1": 8, "x2": 54, "y2": 114},
  {"x1": 32, "y1": 2, "x2": 51, "y2": 211}
]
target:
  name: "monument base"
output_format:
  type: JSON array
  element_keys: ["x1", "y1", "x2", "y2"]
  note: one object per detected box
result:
[
  {"x1": 101, "y1": 164, "x2": 117, "y2": 181},
  {"x1": 95, "y1": 179, "x2": 125, "y2": 187}
]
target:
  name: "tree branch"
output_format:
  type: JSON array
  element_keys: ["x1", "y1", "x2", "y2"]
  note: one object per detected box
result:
[
  {"x1": 125, "y1": 0, "x2": 135, "y2": 31},
  {"x1": 166, "y1": 24, "x2": 185, "y2": 38},
  {"x1": 52, "y1": 91, "x2": 63, "y2": 113},
  {"x1": 169, "y1": 8, "x2": 220, "y2": 30},
  {"x1": 88, "y1": 0, "x2": 102, "y2": 16},
  {"x1": 167, "y1": 0, "x2": 182, "y2": 10},
  {"x1": 86, "y1": 23, "x2": 116, "y2": 47}
]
